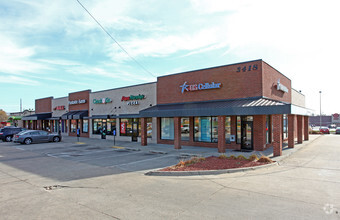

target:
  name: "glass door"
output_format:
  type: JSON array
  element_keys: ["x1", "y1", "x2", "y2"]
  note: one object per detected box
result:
[
  {"x1": 241, "y1": 121, "x2": 253, "y2": 150},
  {"x1": 131, "y1": 122, "x2": 138, "y2": 142}
]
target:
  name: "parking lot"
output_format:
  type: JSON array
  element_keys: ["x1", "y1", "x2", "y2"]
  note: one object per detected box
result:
[
  {"x1": 0, "y1": 136, "x2": 226, "y2": 181},
  {"x1": 1, "y1": 135, "x2": 340, "y2": 219}
]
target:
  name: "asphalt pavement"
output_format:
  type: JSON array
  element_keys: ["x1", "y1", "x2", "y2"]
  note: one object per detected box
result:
[{"x1": 0, "y1": 134, "x2": 339, "y2": 219}]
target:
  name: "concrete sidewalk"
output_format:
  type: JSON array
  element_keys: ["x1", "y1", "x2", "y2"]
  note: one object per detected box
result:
[{"x1": 61, "y1": 134, "x2": 321, "y2": 161}]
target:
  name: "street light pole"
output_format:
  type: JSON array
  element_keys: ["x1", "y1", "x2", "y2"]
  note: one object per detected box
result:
[{"x1": 319, "y1": 91, "x2": 322, "y2": 128}]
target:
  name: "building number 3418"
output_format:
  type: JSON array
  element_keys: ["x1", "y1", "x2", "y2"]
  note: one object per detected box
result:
[{"x1": 236, "y1": 64, "x2": 258, "y2": 72}]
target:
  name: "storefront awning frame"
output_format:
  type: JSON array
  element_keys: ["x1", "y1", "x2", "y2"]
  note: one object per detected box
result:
[{"x1": 139, "y1": 97, "x2": 313, "y2": 117}]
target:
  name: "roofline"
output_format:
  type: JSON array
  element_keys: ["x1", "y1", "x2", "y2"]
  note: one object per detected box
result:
[
  {"x1": 91, "y1": 81, "x2": 157, "y2": 94},
  {"x1": 157, "y1": 59, "x2": 263, "y2": 79},
  {"x1": 68, "y1": 89, "x2": 91, "y2": 95},
  {"x1": 35, "y1": 96, "x2": 53, "y2": 101},
  {"x1": 261, "y1": 60, "x2": 291, "y2": 81},
  {"x1": 291, "y1": 88, "x2": 305, "y2": 96},
  {"x1": 52, "y1": 96, "x2": 68, "y2": 100}
]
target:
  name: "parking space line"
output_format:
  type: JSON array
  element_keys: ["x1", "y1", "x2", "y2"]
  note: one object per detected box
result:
[
  {"x1": 112, "y1": 154, "x2": 174, "y2": 167},
  {"x1": 75, "y1": 151, "x2": 143, "y2": 162}
]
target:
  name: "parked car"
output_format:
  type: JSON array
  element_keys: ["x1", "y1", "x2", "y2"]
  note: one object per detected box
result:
[
  {"x1": 336, "y1": 127, "x2": 340, "y2": 134},
  {"x1": 13, "y1": 130, "x2": 61, "y2": 145},
  {"x1": 0, "y1": 126, "x2": 26, "y2": 142},
  {"x1": 319, "y1": 127, "x2": 330, "y2": 134}
]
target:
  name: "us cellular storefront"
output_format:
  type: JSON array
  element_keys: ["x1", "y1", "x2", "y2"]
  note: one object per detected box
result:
[{"x1": 139, "y1": 60, "x2": 313, "y2": 156}]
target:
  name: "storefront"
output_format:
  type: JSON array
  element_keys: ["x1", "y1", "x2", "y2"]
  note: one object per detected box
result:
[
  {"x1": 48, "y1": 97, "x2": 69, "y2": 134},
  {"x1": 140, "y1": 59, "x2": 313, "y2": 156},
  {"x1": 89, "y1": 82, "x2": 157, "y2": 143},
  {"x1": 22, "y1": 97, "x2": 53, "y2": 130},
  {"x1": 61, "y1": 90, "x2": 90, "y2": 138}
]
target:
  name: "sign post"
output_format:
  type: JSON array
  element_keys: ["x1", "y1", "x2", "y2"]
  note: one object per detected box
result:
[
  {"x1": 77, "y1": 128, "x2": 80, "y2": 142},
  {"x1": 113, "y1": 129, "x2": 116, "y2": 146}
]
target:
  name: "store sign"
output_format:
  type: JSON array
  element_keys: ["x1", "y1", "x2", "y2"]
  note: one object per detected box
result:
[
  {"x1": 121, "y1": 94, "x2": 146, "y2": 101},
  {"x1": 180, "y1": 81, "x2": 222, "y2": 94},
  {"x1": 53, "y1": 105, "x2": 65, "y2": 110},
  {"x1": 93, "y1": 98, "x2": 112, "y2": 104},
  {"x1": 332, "y1": 113, "x2": 340, "y2": 123},
  {"x1": 277, "y1": 79, "x2": 289, "y2": 93},
  {"x1": 121, "y1": 94, "x2": 145, "y2": 105},
  {"x1": 69, "y1": 99, "x2": 87, "y2": 105}
]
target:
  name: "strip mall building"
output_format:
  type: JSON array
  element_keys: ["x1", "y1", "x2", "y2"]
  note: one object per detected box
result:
[{"x1": 22, "y1": 60, "x2": 313, "y2": 156}]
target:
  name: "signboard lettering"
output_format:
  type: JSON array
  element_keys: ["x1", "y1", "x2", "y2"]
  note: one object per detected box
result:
[
  {"x1": 69, "y1": 99, "x2": 87, "y2": 105},
  {"x1": 180, "y1": 82, "x2": 222, "y2": 94},
  {"x1": 53, "y1": 105, "x2": 65, "y2": 110},
  {"x1": 93, "y1": 98, "x2": 112, "y2": 104},
  {"x1": 277, "y1": 79, "x2": 289, "y2": 93}
]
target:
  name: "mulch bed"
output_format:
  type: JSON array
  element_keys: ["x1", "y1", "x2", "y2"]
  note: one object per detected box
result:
[{"x1": 160, "y1": 156, "x2": 271, "y2": 171}]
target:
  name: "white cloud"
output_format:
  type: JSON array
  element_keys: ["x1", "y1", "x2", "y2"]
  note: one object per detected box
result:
[{"x1": 0, "y1": 75, "x2": 40, "y2": 86}]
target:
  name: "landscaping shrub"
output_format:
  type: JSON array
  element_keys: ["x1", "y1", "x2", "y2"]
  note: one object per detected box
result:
[
  {"x1": 248, "y1": 154, "x2": 259, "y2": 161},
  {"x1": 228, "y1": 155, "x2": 236, "y2": 160},
  {"x1": 257, "y1": 156, "x2": 273, "y2": 163},
  {"x1": 237, "y1": 155, "x2": 247, "y2": 160},
  {"x1": 218, "y1": 154, "x2": 228, "y2": 159}
]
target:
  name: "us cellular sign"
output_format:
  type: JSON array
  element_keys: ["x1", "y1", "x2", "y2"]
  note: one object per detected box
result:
[{"x1": 180, "y1": 81, "x2": 222, "y2": 94}]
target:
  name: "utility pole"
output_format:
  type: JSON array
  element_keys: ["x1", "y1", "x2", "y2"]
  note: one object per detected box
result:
[{"x1": 20, "y1": 98, "x2": 22, "y2": 112}]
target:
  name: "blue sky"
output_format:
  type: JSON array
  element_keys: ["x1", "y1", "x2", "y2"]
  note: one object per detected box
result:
[{"x1": 0, "y1": 0, "x2": 339, "y2": 115}]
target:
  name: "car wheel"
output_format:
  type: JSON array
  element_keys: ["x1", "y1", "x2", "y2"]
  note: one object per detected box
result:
[
  {"x1": 24, "y1": 138, "x2": 32, "y2": 145},
  {"x1": 53, "y1": 136, "x2": 60, "y2": 142},
  {"x1": 5, "y1": 136, "x2": 12, "y2": 142}
]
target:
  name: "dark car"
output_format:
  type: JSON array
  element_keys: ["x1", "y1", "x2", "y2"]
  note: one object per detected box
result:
[
  {"x1": 13, "y1": 130, "x2": 61, "y2": 145},
  {"x1": 336, "y1": 127, "x2": 340, "y2": 134},
  {"x1": 0, "y1": 126, "x2": 26, "y2": 142},
  {"x1": 319, "y1": 127, "x2": 330, "y2": 134}
]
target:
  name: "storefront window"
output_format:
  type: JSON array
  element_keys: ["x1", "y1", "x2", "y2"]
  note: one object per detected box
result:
[
  {"x1": 147, "y1": 118, "x2": 152, "y2": 138},
  {"x1": 83, "y1": 119, "x2": 88, "y2": 133},
  {"x1": 78, "y1": 120, "x2": 81, "y2": 132},
  {"x1": 93, "y1": 119, "x2": 102, "y2": 134},
  {"x1": 283, "y1": 114, "x2": 288, "y2": 139},
  {"x1": 212, "y1": 117, "x2": 218, "y2": 143},
  {"x1": 181, "y1": 117, "x2": 190, "y2": 141},
  {"x1": 106, "y1": 119, "x2": 116, "y2": 135},
  {"x1": 194, "y1": 117, "x2": 218, "y2": 143},
  {"x1": 225, "y1": 117, "x2": 231, "y2": 143},
  {"x1": 160, "y1": 117, "x2": 174, "y2": 140},
  {"x1": 266, "y1": 115, "x2": 271, "y2": 144},
  {"x1": 120, "y1": 118, "x2": 140, "y2": 136},
  {"x1": 236, "y1": 116, "x2": 241, "y2": 144},
  {"x1": 70, "y1": 119, "x2": 77, "y2": 133}
]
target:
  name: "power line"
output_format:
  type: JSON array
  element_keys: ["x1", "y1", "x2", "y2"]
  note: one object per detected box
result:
[{"x1": 76, "y1": 0, "x2": 155, "y2": 78}]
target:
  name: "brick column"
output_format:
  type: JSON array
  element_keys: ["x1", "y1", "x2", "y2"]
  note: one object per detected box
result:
[
  {"x1": 272, "y1": 114, "x2": 283, "y2": 157},
  {"x1": 288, "y1": 114, "x2": 295, "y2": 148},
  {"x1": 174, "y1": 117, "x2": 181, "y2": 149},
  {"x1": 304, "y1": 116, "x2": 309, "y2": 141},
  {"x1": 141, "y1": 118, "x2": 147, "y2": 146},
  {"x1": 297, "y1": 115, "x2": 303, "y2": 144},
  {"x1": 253, "y1": 115, "x2": 266, "y2": 151},
  {"x1": 218, "y1": 116, "x2": 226, "y2": 153}
]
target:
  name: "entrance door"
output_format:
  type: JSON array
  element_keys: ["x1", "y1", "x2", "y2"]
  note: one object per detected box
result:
[
  {"x1": 131, "y1": 122, "x2": 138, "y2": 142},
  {"x1": 241, "y1": 121, "x2": 253, "y2": 150},
  {"x1": 102, "y1": 121, "x2": 107, "y2": 139}
]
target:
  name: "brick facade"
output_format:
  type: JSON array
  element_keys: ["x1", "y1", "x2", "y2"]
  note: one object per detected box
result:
[{"x1": 272, "y1": 114, "x2": 283, "y2": 156}]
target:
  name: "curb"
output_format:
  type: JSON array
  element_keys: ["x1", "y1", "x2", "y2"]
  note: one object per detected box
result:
[
  {"x1": 145, "y1": 162, "x2": 278, "y2": 176},
  {"x1": 145, "y1": 136, "x2": 322, "y2": 176}
]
